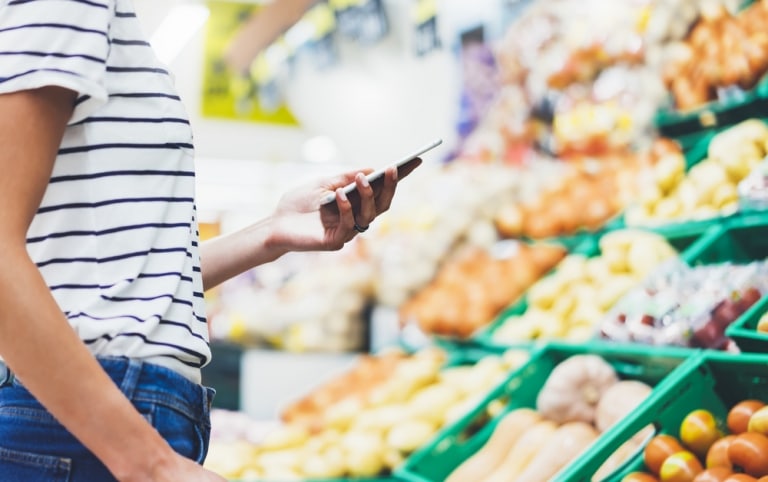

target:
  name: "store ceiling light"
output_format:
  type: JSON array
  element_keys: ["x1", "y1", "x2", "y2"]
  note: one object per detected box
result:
[{"x1": 150, "y1": 3, "x2": 210, "y2": 65}]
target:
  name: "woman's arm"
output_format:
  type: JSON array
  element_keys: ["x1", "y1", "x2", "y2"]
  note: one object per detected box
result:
[
  {"x1": 199, "y1": 161, "x2": 413, "y2": 290},
  {"x1": 0, "y1": 86, "x2": 224, "y2": 482}
]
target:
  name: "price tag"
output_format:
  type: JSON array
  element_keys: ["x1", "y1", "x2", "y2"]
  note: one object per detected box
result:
[
  {"x1": 333, "y1": 0, "x2": 388, "y2": 43},
  {"x1": 412, "y1": 0, "x2": 440, "y2": 56}
]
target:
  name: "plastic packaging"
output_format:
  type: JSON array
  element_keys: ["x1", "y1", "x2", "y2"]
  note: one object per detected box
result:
[
  {"x1": 738, "y1": 156, "x2": 768, "y2": 211},
  {"x1": 599, "y1": 259, "x2": 768, "y2": 349}
]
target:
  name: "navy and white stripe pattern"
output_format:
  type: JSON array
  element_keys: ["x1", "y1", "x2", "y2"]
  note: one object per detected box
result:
[{"x1": 0, "y1": 0, "x2": 211, "y2": 382}]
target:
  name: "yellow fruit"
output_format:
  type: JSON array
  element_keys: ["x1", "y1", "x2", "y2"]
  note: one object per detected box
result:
[
  {"x1": 555, "y1": 255, "x2": 590, "y2": 285},
  {"x1": 625, "y1": 206, "x2": 655, "y2": 226},
  {"x1": 680, "y1": 409, "x2": 722, "y2": 457},
  {"x1": 720, "y1": 153, "x2": 756, "y2": 182},
  {"x1": 603, "y1": 248, "x2": 629, "y2": 273},
  {"x1": 655, "y1": 197, "x2": 682, "y2": 220},
  {"x1": 627, "y1": 239, "x2": 663, "y2": 277},
  {"x1": 642, "y1": 183, "x2": 665, "y2": 208},
  {"x1": 654, "y1": 154, "x2": 686, "y2": 193},
  {"x1": 527, "y1": 276, "x2": 561, "y2": 310},
  {"x1": 675, "y1": 180, "x2": 701, "y2": 212},
  {"x1": 551, "y1": 292, "x2": 577, "y2": 319},
  {"x1": 712, "y1": 183, "x2": 739, "y2": 209},
  {"x1": 386, "y1": 420, "x2": 436, "y2": 453},
  {"x1": 689, "y1": 161, "x2": 729, "y2": 192},
  {"x1": 659, "y1": 450, "x2": 703, "y2": 482},
  {"x1": 747, "y1": 406, "x2": 768, "y2": 435},
  {"x1": 757, "y1": 313, "x2": 768, "y2": 333}
]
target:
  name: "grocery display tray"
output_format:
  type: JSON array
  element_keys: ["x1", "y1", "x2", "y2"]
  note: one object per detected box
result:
[
  {"x1": 654, "y1": 95, "x2": 768, "y2": 152},
  {"x1": 395, "y1": 341, "x2": 694, "y2": 482},
  {"x1": 616, "y1": 120, "x2": 742, "y2": 239},
  {"x1": 559, "y1": 350, "x2": 768, "y2": 481},
  {"x1": 473, "y1": 226, "x2": 710, "y2": 349}
]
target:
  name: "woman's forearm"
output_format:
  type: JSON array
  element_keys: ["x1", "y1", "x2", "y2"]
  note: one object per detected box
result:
[
  {"x1": 199, "y1": 216, "x2": 288, "y2": 291},
  {"x1": 0, "y1": 249, "x2": 176, "y2": 480}
]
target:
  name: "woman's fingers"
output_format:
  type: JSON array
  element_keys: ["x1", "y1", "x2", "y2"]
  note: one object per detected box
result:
[
  {"x1": 374, "y1": 166, "x2": 398, "y2": 214},
  {"x1": 322, "y1": 157, "x2": 417, "y2": 239},
  {"x1": 333, "y1": 188, "x2": 358, "y2": 243},
  {"x1": 353, "y1": 172, "x2": 377, "y2": 229}
]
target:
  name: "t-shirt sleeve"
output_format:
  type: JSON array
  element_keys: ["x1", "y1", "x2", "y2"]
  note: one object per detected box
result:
[{"x1": 0, "y1": 0, "x2": 113, "y2": 124}]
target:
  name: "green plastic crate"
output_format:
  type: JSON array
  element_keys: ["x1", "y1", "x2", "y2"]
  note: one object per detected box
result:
[
  {"x1": 654, "y1": 95, "x2": 768, "y2": 152},
  {"x1": 680, "y1": 212, "x2": 768, "y2": 266},
  {"x1": 560, "y1": 350, "x2": 768, "y2": 482},
  {"x1": 726, "y1": 283, "x2": 768, "y2": 353},
  {"x1": 395, "y1": 341, "x2": 695, "y2": 482},
  {"x1": 475, "y1": 227, "x2": 710, "y2": 349}
]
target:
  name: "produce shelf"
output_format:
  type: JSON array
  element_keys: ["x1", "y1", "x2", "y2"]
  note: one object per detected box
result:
[
  {"x1": 595, "y1": 214, "x2": 768, "y2": 352},
  {"x1": 395, "y1": 341, "x2": 694, "y2": 482},
  {"x1": 559, "y1": 350, "x2": 768, "y2": 481},
  {"x1": 652, "y1": 0, "x2": 768, "y2": 155},
  {"x1": 227, "y1": 344, "x2": 530, "y2": 482},
  {"x1": 654, "y1": 95, "x2": 768, "y2": 152},
  {"x1": 616, "y1": 117, "x2": 749, "y2": 239},
  {"x1": 474, "y1": 227, "x2": 710, "y2": 350}
]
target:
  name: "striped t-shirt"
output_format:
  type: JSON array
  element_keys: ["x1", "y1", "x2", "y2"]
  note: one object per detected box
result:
[{"x1": 0, "y1": 0, "x2": 211, "y2": 382}]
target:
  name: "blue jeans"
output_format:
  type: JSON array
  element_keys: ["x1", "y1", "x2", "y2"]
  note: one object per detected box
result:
[{"x1": 0, "y1": 357, "x2": 215, "y2": 481}]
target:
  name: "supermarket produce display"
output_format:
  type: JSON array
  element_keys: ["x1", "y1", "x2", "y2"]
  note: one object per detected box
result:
[
  {"x1": 204, "y1": 347, "x2": 531, "y2": 479},
  {"x1": 561, "y1": 351, "x2": 768, "y2": 481},
  {"x1": 492, "y1": 150, "x2": 654, "y2": 241},
  {"x1": 200, "y1": 0, "x2": 768, "y2": 481},
  {"x1": 624, "y1": 120, "x2": 768, "y2": 228},
  {"x1": 398, "y1": 242, "x2": 567, "y2": 338},
  {"x1": 398, "y1": 342, "x2": 691, "y2": 482},
  {"x1": 660, "y1": 1, "x2": 768, "y2": 110},
  {"x1": 485, "y1": 229, "x2": 680, "y2": 345}
]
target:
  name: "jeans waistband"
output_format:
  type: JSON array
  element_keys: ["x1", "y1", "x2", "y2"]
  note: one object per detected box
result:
[{"x1": 0, "y1": 357, "x2": 214, "y2": 422}]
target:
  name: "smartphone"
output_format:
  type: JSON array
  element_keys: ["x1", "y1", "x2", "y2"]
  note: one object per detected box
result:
[{"x1": 320, "y1": 138, "x2": 443, "y2": 205}]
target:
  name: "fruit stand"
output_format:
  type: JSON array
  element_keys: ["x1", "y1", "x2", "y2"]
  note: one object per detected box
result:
[{"x1": 201, "y1": 1, "x2": 768, "y2": 481}]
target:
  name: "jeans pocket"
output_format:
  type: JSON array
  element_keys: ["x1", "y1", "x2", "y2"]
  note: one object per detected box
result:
[
  {"x1": 152, "y1": 404, "x2": 207, "y2": 463},
  {"x1": 193, "y1": 416, "x2": 211, "y2": 464},
  {"x1": 0, "y1": 446, "x2": 72, "y2": 482}
]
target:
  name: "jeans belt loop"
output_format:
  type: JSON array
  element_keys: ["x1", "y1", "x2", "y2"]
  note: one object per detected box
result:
[
  {"x1": 0, "y1": 361, "x2": 14, "y2": 387},
  {"x1": 119, "y1": 358, "x2": 143, "y2": 400}
]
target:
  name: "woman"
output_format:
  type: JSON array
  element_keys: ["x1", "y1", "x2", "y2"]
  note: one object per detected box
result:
[{"x1": 0, "y1": 0, "x2": 416, "y2": 480}]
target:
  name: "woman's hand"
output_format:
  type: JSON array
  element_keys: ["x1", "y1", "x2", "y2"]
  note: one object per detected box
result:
[
  {"x1": 199, "y1": 158, "x2": 421, "y2": 290},
  {"x1": 138, "y1": 452, "x2": 226, "y2": 482},
  {"x1": 268, "y1": 159, "x2": 421, "y2": 252}
]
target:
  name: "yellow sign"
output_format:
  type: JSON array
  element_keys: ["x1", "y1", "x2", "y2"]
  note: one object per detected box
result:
[{"x1": 201, "y1": 1, "x2": 298, "y2": 125}]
